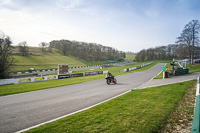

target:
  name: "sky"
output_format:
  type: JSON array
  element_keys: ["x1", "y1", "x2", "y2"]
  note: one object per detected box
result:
[{"x1": 0, "y1": 0, "x2": 200, "y2": 52}]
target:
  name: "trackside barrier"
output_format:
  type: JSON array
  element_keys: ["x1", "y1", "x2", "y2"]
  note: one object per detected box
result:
[
  {"x1": 10, "y1": 64, "x2": 110, "y2": 75},
  {"x1": 0, "y1": 71, "x2": 107, "y2": 86},
  {"x1": 0, "y1": 62, "x2": 152, "y2": 86},
  {"x1": 0, "y1": 75, "x2": 58, "y2": 86},
  {"x1": 191, "y1": 76, "x2": 200, "y2": 133},
  {"x1": 123, "y1": 62, "x2": 153, "y2": 72}
]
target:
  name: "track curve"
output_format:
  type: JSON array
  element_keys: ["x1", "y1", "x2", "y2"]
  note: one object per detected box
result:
[{"x1": 0, "y1": 63, "x2": 165, "y2": 133}]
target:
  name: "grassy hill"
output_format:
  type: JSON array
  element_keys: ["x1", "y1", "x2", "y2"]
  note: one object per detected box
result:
[
  {"x1": 125, "y1": 53, "x2": 135, "y2": 60},
  {"x1": 11, "y1": 46, "x2": 107, "y2": 72}
]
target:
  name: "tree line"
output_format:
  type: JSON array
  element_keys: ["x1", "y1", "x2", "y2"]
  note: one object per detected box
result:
[
  {"x1": 135, "y1": 20, "x2": 200, "y2": 63},
  {"x1": 0, "y1": 31, "x2": 125, "y2": 78},
  {"x1": 0, "y1": 32, "x2": 14, "y2": 78},
  {"x1": 49, "y1": 40, "x2": 126, "y2": 61}
]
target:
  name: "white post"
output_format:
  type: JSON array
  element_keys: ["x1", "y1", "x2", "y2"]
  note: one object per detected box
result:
[{"x1": 163, "y1": 71, "x2": 165, "y2": 79}]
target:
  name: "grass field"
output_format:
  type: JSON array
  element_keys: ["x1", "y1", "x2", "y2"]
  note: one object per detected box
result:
[
  {"x1": 25, "y1": 80, "x2": 195, "y2": 133},
  {"x1": 11, "y1": 47, "x2": 108, "y2": 72},
  {"x1": 125, "y1": 53, "x2": 135, "y2": 60},
  {"x1": 12, "y1": 54, "x2": 85, "y2": 71},
  {"x1": 0, "y1": 61, "x2": 156, "y2": 97}
]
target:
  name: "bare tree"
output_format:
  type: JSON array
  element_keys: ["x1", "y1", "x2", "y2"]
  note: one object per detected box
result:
[
  {"x1": 0, "y1": 32, "x2": 14, "y2": 79},
  {"x1": 18, "y1": 41, "x2": 29, "y2": 56},
  {"x1": 177, "y1": 28, "x2": 193, "y2": 63},
  {"x1": 39, "y1": 42, "x2": 49, "y2": 52},
  {"x1": 189, "y1": 20, "x2": 200, "y2": 62},
  {"x1": 176, "y1": 20, "x2": 200, "y2": 64}
]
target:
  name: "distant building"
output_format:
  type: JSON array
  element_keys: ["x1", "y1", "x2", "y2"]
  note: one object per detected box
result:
[{"x1": 107, "y1": 60, "x2": 115, "y2": 63}]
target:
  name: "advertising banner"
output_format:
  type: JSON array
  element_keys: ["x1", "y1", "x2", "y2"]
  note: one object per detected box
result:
[
  {"x1": 98, "y1": 71, "x2": 103, "y2": 74},
  {"x1": 47, "y1": 75, "x2": 57, "y2": 80},
  {"x1": 85, "y1": 71, "x2": 103, "y2": 76},
  {"x1": 89, "y1": 72, "x2": 98, "y2": 75},
  {"x1": 18, "y1": 78, "x2": 31, "y2": 83},
  {"x1": 71, "y1": 73, "x2": 84, "y2": 77},
  {"x1": 58, "y1": 74, "x2": 71, "y2": 79},
  {"x1": 34, "y1": 77, "x2": 45, "y2": 82},
  {"x1": 85, "y1": 72, "x2": 90, "y2": 76}
]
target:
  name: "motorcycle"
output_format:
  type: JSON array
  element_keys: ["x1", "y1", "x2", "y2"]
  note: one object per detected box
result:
[{"x1": 105, "y1": 77, "x2": 117, "y2": 85}]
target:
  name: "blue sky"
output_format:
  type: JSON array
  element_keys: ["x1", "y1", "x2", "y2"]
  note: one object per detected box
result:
[{"x1": 0, "y1": 0, "x2": 200, "y2": 52}]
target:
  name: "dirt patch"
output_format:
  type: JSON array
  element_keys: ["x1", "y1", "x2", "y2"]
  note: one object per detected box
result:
[{"x1": 161, "y1": 80, "x2": 196, "y2": 133}]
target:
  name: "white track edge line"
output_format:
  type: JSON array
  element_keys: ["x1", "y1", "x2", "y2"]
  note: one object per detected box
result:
[
  {"x1": 16, "y1": 90, "x2": 131, "y2": 133},
  {"x1": 136, "y1": 63, "x2": 166, "y2": 89},
  {"x1": 138, "y1": 78, "x2": 197, "y2": 90}
]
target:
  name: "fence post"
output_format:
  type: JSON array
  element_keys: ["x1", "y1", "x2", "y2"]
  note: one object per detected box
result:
[{"x1": 191, "y1": 76, "x2": 200, "y2": 133}]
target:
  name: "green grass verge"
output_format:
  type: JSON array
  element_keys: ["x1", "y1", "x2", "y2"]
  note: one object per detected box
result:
[
  {"x1": 25, "y1": 80, "x2": 195, "y2": 133},
  {"x1": 0, "y1": 75, "x2": 104, "y2": 97},
  {"x1": 73, "y1": 61, "x2": 155, "y2": 76},
  {"x1": 0, "y1": 62, "x2": 157, "y2": 97},
  {"x1": 188, "y1": 63, "x2": 200, "y2": 73}
]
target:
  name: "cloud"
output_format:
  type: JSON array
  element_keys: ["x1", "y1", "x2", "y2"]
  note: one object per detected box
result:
[
  {"x1": 56, "y1": 0, "x2": 81, "y2": 10},
  {"x1": 0, "y1": 0, "x2": 12, "y2": 5},
  {"x1": 0, "y1": 0, "x2": 18, "y2": 10}
]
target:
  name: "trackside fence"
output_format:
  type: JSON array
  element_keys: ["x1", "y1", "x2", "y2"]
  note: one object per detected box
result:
[
  {"x1": 0, "y1": 71, "x2": 108, "y2": 86},
  {"x1": 9, "y1": 64, "x2": 110, "y2": 75},
  {"x1": 191, "y1": 76, "x2": 200, "y2": 133},
  {"x1": 123, "y1": 62, "x2": 153, "y2": 72},
  {"x1": 0, "y1": 62, "x2": 153, "y2": 86}
]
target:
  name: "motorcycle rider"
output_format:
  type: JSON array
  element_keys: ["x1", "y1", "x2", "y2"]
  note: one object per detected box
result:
[{"x1": 106, "y1": 71, "x2": 114, "y2": 80}]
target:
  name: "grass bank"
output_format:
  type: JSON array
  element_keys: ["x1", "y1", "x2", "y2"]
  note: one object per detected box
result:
[
  {"x1": 25, "y1": 80, "x2": 195, "y2": 133},
  {"x1": 11, "y1": 46, "x2": 107, "y2": 72},
  {"x1": 162, "y1": 80, "x2": 196, "y2": 132},
  {"x1": 125, "y1": 53, "x2": 135, "y2": 60},
  {"x1": 0, "y1": 62, "x2": 156, "y2": 97},
  {"x1": 12, "y1": 54, "x2": 86, "y2": 72}
]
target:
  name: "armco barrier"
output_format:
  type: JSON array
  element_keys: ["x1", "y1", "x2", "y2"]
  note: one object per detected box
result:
[
  {"x1": 0, "y1": 79, "x2": 19, "y2": 85},
  {"x1": 58, "y1": 74, "x2": 70, "y2": 79},
  {"x1": 123, "y1": 62, "x2": 153, "y2": 72},
  {"x1": 10, "y1": 64, "x2": 108, "y2": 75},
  {"x1": 71, "y1": 73, "x2": 84, "y2": 78},
  {"x1": 191, "y1": 76, "x2": 200, "y2": 133}
]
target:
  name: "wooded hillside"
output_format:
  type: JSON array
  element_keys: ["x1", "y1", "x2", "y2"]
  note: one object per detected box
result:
[{"x1": 50, "y1": 40, "x2": 126, "y2": 61}]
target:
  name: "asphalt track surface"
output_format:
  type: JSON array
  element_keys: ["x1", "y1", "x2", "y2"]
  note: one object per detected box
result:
[{"x1": 0, "y1": 63, "x2": 165, "y2": 133}]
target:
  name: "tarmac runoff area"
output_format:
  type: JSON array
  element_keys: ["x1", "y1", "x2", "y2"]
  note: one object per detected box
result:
[{"x1": 137, "y1": 72, "x2": 200, "y2": 89}]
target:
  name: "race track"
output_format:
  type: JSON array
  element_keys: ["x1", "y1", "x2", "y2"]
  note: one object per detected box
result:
[{"x1": 0, "y1": 63, "x2": 165, "y2": 133}]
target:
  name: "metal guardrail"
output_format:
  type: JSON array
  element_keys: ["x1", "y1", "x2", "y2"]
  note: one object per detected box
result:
[
  {"x1": 0, "y1": 71, "x2": 108, "y2": 86},
  {"x1": 10, "y1": 64, "x2": 108, "y2": 75},
  {"x1": 123, "y1": 62, "x2": 153, "y2": 72},
  {"x1": 191, "y1": 76, "x2": 200, "y2": 133}
]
